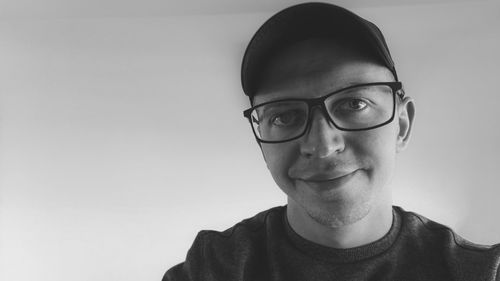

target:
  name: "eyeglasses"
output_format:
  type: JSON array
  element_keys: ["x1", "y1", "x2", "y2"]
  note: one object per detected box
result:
[{"x1": 243, "y1": 82, "x2": 404, "y2": 143}]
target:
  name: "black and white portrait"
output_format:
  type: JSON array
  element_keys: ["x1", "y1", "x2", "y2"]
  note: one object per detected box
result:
[{"x1": 0, "y1": 1, "x2": 499, "y2": 280}]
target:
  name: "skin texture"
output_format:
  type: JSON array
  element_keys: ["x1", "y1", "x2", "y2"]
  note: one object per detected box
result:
[{"x1": 253, "y1": 38, "x2": 415, "y2": 249}]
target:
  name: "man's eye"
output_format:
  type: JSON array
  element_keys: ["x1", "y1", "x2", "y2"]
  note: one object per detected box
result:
[
  {"x1": 341, "y1": 99, "x2": 368, "y2": 111},
  {"x1": 271, "y1": 112, "x2": 298, "y2": 126}
]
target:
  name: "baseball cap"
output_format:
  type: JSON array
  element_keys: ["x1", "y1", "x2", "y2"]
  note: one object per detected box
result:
[{"x1": 241, "y1": 2, "x2": 398, "y2": 101}]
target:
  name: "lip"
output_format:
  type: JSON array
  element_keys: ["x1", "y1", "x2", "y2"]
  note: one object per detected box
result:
[
  {"x1": 302, "y1": 170, "x2": 358, "y2": 182},
  {"x1": 298, "y1": 169, "x2": 359, "y2": 188}
]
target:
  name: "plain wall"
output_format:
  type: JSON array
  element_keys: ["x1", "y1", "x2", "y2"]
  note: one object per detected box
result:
[{"x1": 0, "y1": 1, "x2": 499, "y2": 281}]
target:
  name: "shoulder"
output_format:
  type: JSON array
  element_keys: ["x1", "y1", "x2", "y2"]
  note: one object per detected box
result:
[
  {"x1": 163, "y1": 206, "x2": 286, "y2": 281},
  {"x1": 395, "y1": 206, "x2": 500, "y2": 279},
  {"x1": 195, "y1": 205, "x2": 285, "y2": 261},
  {"x1": 396, "y1": 206, "x2": 500, "y2": 251},
  {"x1": 201, "y1": 205, "x2": 285, "y2": 240}
]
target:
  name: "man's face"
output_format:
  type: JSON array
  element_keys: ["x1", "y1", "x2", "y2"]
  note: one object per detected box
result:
[{"x1": 253, "y1": 39, "x2": 413, "y2": 228}]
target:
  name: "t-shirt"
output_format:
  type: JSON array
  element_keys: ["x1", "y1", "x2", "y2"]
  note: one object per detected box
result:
[{"x1": 163, "y1": 206, "x2": 500, "y2": 281}]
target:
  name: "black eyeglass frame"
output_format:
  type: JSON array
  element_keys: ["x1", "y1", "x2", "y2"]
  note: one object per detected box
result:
[{"x1": 243, "y1": 81, "x2": 405, "y2": 144}]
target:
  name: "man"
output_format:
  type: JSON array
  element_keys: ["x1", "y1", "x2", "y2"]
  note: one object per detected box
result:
[{"x1": 164, "y1": 3, "x2": 500, "y2": 280}]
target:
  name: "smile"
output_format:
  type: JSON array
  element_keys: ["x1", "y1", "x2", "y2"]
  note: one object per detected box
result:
[{"x1": 298, "y1": 170, "x2": 359, "y2": 188}]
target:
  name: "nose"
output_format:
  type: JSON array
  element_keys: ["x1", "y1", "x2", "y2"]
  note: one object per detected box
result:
[{"x1": 300, "y1": 106, "x2": 345, "y2": 158}]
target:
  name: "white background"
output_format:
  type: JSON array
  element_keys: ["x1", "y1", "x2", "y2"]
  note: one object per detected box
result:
[{"x1": 1, "y1": 1, "x2": 499, "y2": 280}]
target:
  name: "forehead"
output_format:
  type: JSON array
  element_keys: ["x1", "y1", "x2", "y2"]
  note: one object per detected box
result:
[{"x1": 254, "y1": 38, "x2": 394, "y2": 104}]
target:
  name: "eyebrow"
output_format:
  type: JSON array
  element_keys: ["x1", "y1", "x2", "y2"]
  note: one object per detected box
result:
[{"x1": 256, "y1": 80, "x2": 369, "y2": 104}]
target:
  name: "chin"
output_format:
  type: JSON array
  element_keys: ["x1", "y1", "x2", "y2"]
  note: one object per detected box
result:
[{"x1": 301, "y1": 195, "x2": 373, "y2": 228}]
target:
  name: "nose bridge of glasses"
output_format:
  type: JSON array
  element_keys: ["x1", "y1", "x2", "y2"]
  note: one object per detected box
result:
[
  {"x1": 305, "y1": 100, "x2": 337, "y2": 134},
  {"x1": 306, "y1": 96, "x2": 334, "y2": 125},
  {"x1": 300, "y1": 98, "x2": 345, "y2": 157}
]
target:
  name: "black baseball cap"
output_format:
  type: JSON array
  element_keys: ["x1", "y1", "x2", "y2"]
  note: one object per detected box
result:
[{"x1": 241, "y1": 2, "x2": 398, "y2": 101}]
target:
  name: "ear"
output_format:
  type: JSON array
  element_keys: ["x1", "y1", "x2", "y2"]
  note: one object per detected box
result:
[{"x1": 396, "y1": 96, "x2": 415, "y2": 153}]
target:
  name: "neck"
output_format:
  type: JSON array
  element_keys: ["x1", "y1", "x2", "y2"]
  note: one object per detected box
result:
[{"x1": 286, "y1": 200, "x2": 393, "y2": 249}]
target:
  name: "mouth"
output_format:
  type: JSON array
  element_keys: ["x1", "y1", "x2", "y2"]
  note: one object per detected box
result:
[
  {"x1": 304, "y1": 169, "x2": 358, "y2": 181},
  {"x1": 298, "y1": 169, "x2": 359, "y2": 188}
]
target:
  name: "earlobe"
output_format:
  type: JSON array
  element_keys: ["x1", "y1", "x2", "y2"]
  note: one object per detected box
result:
[{"x1": 396, "y1": 97, "x2": 415, "y2": 153}]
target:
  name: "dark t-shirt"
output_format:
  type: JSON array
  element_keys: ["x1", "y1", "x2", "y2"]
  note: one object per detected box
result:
[{"x1": 164, "y1": 206, "x2": 500, "y2": 281}]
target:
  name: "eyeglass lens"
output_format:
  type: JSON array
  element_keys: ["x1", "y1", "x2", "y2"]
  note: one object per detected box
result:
[{"x1": 250, "y1": 85, "x2": 395, "y2": 142}]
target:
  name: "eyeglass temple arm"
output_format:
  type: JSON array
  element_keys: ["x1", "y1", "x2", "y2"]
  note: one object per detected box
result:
[{"x1": 396, "y1": 85, "x2": 405, "y2": 100}]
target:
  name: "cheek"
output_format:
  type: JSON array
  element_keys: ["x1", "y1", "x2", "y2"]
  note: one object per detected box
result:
[
  {"x1": 349, "y1": 126, "x2": 398, "y2": 179},
  {"x1": 261, "y1": 143, "x2": 297, "y2": 186}
]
